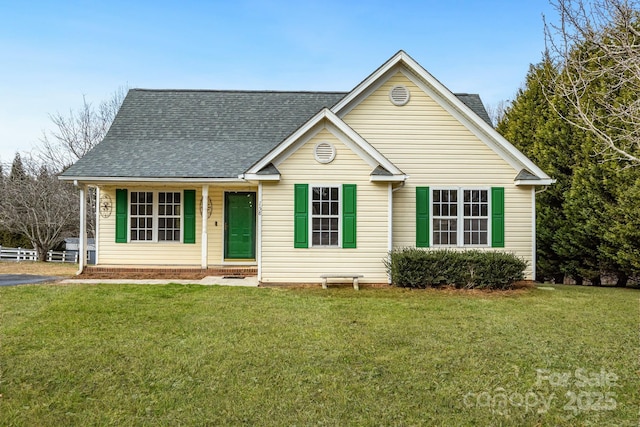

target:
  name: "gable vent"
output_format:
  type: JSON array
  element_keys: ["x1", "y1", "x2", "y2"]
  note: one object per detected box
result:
[
  {"x1": 314, "y1": 141, "x2": 336, "y2": 164},
  {"x1": 389, "y1": 85, "x2": 410, "y2": 106}
]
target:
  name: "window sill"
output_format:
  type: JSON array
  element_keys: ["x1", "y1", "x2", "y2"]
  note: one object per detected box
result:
[{"x1": 127, "y1": 241, "x2": 184, "y2": 244}]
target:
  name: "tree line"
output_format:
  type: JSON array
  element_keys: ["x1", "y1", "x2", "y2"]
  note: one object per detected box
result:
[{"x1": 497, "y1": 0, "x2": 639, "y2": 285}]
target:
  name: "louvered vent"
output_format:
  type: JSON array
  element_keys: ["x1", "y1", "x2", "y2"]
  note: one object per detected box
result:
[
  {"x1": 389, "y1": 85, "x2": 410, "y2": 106},
  {"x1": 314, "y1": 142, "x2": 336, "y2": 164}
]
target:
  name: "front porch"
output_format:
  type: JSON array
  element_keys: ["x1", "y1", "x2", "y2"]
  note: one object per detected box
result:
[{"x1": 75, "y1": 182, "x2": 262, "y2": 277}]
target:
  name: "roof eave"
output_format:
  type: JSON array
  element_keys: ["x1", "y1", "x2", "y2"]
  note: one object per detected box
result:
[
  {"x1": 58, "y1": 176, "x2": 247, "y2": 184},
  {"x1": 369, "y1": 175, "x2": 407, "y2": 182},
  {"x1": 514, "y1": 178, "x2": 556, "y2": 186},
  {"x1": 239, "y1": 173, "x2": 281, "y2": 181}
]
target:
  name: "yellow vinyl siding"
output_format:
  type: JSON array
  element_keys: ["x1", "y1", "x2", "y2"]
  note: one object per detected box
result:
[
  {"x1": 343, "y1": 71, "x2": 535, "y2": 278},
  {"x1": 97, "y1": 185, "x2": 257, "y2": 266},
  {"x1": 261, "y1": 126, "x2": 390, "y2": 284}
]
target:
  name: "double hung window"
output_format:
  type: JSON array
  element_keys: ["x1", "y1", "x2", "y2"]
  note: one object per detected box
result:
[
  {"x1": 462, "y1": 189, "x2": 488, "y2": 245},
  {"x1": 426, "y1": 188, "x2": 492, "y2": 247},
  {"x1": 129, "y1": 191, "x2": 181, "y2": 242},
  {"x1": 311, "y1": 186, "x2": 340, "y2": 246}
]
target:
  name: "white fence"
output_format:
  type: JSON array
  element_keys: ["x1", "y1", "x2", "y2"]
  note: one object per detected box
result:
[{"x1": 0, "y1": 246, "x2": 79, "y2": 263}]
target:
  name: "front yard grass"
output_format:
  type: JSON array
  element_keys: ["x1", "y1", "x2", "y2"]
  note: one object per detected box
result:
[
  {"x1": 0, "y1": 283, "x2": 637, "y2": 426},
  {"x1": 0, "y1": 261, "x2": 77, "y2": 277}
]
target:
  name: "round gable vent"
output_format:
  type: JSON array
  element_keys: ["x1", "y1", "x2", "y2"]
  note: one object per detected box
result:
[
  {"x1": 389, "y1": 85, "x2": 410, "y2": 106},
  {"x1": 314, "y1": 141, "x2": 336, "y2": 164}
]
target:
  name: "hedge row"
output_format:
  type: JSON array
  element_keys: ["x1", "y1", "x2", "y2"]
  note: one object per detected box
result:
[{"x1": 384, "y1": 248, "x2": 527, "y2": 290}]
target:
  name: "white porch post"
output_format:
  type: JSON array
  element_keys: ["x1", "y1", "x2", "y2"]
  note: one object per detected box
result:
[
  {"x1": 94, "y1": 186, "x2": 99, "y2": 265},
  {"x1": 201, "y1": 185, "x2": 209, "y2": 269},
  {"x1": 78, "y1": 183, "x2": 87, "y2": 275},
  {"x1": 257, "y1": 182, "x2": 263, "y2": 282}
]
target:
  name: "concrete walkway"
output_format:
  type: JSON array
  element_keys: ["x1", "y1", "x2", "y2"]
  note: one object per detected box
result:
[{"x1": 60, "y1": 275, "x2": 259, "y2": 287}]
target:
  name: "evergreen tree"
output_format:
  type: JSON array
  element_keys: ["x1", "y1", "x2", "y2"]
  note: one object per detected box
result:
[
  {"x1": 499, "y1": 32, "x2": 640, "y2": 285},
  {"x1": 9, "y1": 153, "x2": 26, "y2": 181},
  {"x1": 497, "y1": 59, "x2": 578, "y2": 282}
]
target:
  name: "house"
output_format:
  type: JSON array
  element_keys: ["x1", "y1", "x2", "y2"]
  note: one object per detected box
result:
[{"x1": 60, "y1": 51, "x2": 553, "y2": 284}]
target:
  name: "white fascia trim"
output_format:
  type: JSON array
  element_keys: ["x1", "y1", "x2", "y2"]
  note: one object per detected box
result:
[
  {"x1": 239, "y1": 173, "x2": 281, "y2": 181},
  {"x1": 326, "y1": 116, "x2": 404, "y2": 176},
  {"x1": 402, "y1": 70, "x2": 552, "y2": 180},
  {"x1": 59, "y1": 176, "x2": 247, "y2": 184},
  {"x1": 370, "y1": 175, "x2": 407, "y2": 182},
  {"x1": 246, "y1": 108, "x2": 330, "y2": 174},
  {"x1": 245, "y1": 108, "x2": 403, "y2": 177},
  {"x1": 515, "y1": 179, "x2": 556, "y2": 186},
  {"x1": 332, "y1": 50, "x2": 409, "y2": 113},
  {"x1": 332, "y1": 50, "x2": 552, "y2": 182}
]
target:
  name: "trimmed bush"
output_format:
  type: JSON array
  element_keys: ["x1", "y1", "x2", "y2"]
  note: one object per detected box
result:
[{"x1": 384, "y1": 248, "x2": 527, "y2": 290}]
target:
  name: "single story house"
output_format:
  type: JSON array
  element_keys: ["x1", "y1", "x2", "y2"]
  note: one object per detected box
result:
[{"x1": 60, "y1": 51, "x2": 553, "y2": 284}]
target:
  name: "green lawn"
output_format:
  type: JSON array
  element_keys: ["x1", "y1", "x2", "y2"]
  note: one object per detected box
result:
[{"x1": 0, "y1": 284, "x2": 637, "y2": 426}]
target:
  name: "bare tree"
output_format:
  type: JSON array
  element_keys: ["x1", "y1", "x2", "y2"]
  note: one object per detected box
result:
[
  {"x1": 0, "y1": 156, "x2": 78, "y2": 261},
  {"x1": 39, "y1": 86, "x2": 127, "y2": 170},
  {"x1": 544, "y1": 0, "x2": 640, "y2": 165},
  {"x1": 37, "y1": 87, "x2": 127, "y2": 239},
  {"x1": 486, "y1": 99, "x2": 511, "y2": 127}
]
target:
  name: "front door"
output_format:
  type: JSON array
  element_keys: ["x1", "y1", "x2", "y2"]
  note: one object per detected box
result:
[{"x1": 224, "y1": 192, "x2": 256, "y2": 259}]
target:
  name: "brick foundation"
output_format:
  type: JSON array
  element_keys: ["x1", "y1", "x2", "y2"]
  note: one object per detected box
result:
[{"x1": 81, "y1": 266, "x2": 257, "y2": 280}]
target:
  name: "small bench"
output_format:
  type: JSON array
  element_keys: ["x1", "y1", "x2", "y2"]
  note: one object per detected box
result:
[{"x1": 320, "y1": 274, "x2": 364, "y2": 290}]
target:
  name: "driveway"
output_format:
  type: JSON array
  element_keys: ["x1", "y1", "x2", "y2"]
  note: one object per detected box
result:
[{"x1": 0, "y1": 275, "x2": 61, "y2": 286}]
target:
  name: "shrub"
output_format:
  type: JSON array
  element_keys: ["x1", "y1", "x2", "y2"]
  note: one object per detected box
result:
[{"x1": 384, "y1": 248, "x2": 527, "y2": 290}]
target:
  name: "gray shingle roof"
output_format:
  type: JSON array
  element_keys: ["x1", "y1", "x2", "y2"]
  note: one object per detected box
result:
[
  {"x1": 371, "y1": 165, "x2": 393, "y2": 176},
  {"x1": 455, "y1": 93, "x2": 492, "y2": 126},
  {"x1": 61, "y1": 89, "x2": 492, "y2": 179},
  {"x1": 62, "y1": 90, "x2": 346, "y2": 179},
  {"x1": 515, "y1": 169, "x2": 541, "y2": 181}
]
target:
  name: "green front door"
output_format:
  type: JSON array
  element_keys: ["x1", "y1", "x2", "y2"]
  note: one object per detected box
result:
[{"x1": 224, "y1": 192, "x2": 256, "y2": 259}]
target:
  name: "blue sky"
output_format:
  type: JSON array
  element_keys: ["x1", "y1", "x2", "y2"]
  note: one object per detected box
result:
[{"x1": 0, "y1": 0, "x2": 557, "y2": 163}]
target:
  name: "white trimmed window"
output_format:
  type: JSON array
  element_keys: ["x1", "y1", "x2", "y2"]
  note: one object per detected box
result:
[
  {"x1": 463, "y1": 189, "x2": 488, "y2": 245},
  {"x1": 158, "y1": 192, "x2": 181, "y2": 241},
  {"x1": 130, "y1": 191, "x2": 182, "y2": 242},
  {"x1": 432, "y1": 189, "x2": 458, "y2": 245},
  {"x1": 130, "y1": 191, "x2": 154, "y2": 241},
  {"x1": 433, "y1": 188, "x2": 489, "y2": 247},
  {"x1": 311, "y1": 186, "x2": 340, "y2": 246}
]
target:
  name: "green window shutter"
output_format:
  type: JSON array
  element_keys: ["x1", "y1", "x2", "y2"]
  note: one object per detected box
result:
[
  {"x1": 294, "y1": 184, "x2": 308, "y2": 248},
  {"x1": 115, "y1": 189, "x2": 128, "y2": 243},
  {"x1": 342, "y1": 184, "x2": 357, "y2": 248},
  {"x1": 183, "y1": 189, "x2": 196, "y2": 244},
  {"x1": 416, "y1": 187, "x2": 430, "y2": 247},
  {"x1": 491, "y1": 187, "x2": 505, "y2": 248}
]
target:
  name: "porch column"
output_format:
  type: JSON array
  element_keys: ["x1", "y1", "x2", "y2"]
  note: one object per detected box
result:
[
  {"x1": 201, "y1": 185, "x2": 209, "y2": 269},
  {"x1": 94, "y1": 186, "x2": 99, "y2": 265},
  {"x1": 78, "y1": 182, "x2": 87, "y2": 275},
  {"x1": 257, "y1": 182, "x2": 263, "y2": 282}
]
